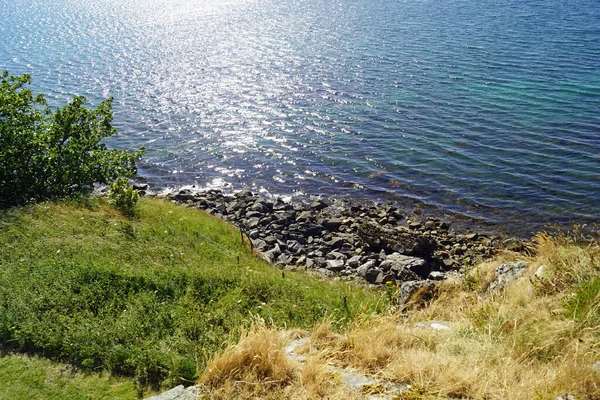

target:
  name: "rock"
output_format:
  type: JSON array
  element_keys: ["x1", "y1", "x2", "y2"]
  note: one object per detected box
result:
[
  {"x1": 250, "y1": 201, "x2": 271, "y2": 213},
  {"x1": 488, "y1": 261, "x2": 527, "y2": 292},
  {"x1": 442, "y1": 258, "x2": 458, "y2": 269},
  {"x1": 503, "y1": 238, "x2": 525, "y2": 252},
  {"x1": 428, "y1": 271, "x2": 447, "y2": 280},
  {"x1": 306, "y1": 224, "x2": 325, "y2": 237},
  {"x1": 414, "y1": 320, "x2": 451, "y2": 331},
  {"x1": 408, "y1": 221, "x2": 422, "y2": 230},
  {"x1": 264, "y1": 235, "x2": 278, "y2": 245},
  {"x1": 251, "y1": 239, "x2": 267, "y2": 251},
  {"x1": 365, "y1": 267, "x2": 382, "y2": 283},
  {"x1": 376, "y1": 272, "x2": 395, "y2": 284},
  {"x1": 326, "y1": 237, "x2": 345, "y2": 249},
  {"x1": 398, "y1": 280, "x2": 436, "y2": 308},
  {"x1": 356, "y1": 261, "x2": 373, "y2": 278},
  {"x1": 174, "y1": 192, "x2": 196, "y2": 202},
  {"x1": 305, "y1": 258, "x2": 315, "y2": 269},
  {"x1": 277, "y1": 254, "x2": 293, "y2": 265},
  {"x1": 286, "y1": 240, "x2": 304, "y2": 254},
  {"x1": 296, "y1": 210, "x2": 313, "y2": 222},
  {"x1": 347, "y1": 255, "x2": 362, "y2": 269},
  {"x1": 555, "y1": 395, "x2": 576, "y2": 400},
  {"x1": 380, "y1": 253, "x2": 429, "y2": 278},
  {"x1": 327, "y1": 251, "x2": 347, "y2": 260},
  {"x1": 326, "y1": 259, "x2": 345, "y2": 272},
  {"x1": 262, "y1": 245, "x2": 282, "y2": 264},
  {"x1": 133, "y1": 183, "x2": 149, "y2": 191},
  {"x1": 592, "y1": 361, "x2": 600, "y2": 372},
  {"x1": 321, "y1": 218, "x2": 343, "y2": 231},
  {"x1": 310, "y1": 200, "x2": 329, "y2": 210},
  {"x1": 144, "y1": 385, "x2": 197, "y2": 400},
  {"x1": 534, "y1": 265, "x2": 546, "y2": 279}
]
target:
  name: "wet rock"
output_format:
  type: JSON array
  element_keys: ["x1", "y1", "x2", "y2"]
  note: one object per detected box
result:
[{"x1": 310, "y1": 200, "x2": 329, "y2": 211}]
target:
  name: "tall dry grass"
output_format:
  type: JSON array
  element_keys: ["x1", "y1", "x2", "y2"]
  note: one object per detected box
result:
[{"x1": 199, "y1": 232, "x2": 600, "y2": 399}]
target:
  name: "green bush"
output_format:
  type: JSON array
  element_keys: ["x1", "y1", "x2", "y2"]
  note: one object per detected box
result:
[
  {"x1": 109, "y1": 177, "x2": 139, "y2": 217},
  {"x1": 0, "y1": 71, "x2": 144, "y2": 207}
]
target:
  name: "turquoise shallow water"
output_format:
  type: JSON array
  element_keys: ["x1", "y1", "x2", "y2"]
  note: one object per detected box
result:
[{"x1": 1, "y1": 0, "x2": 599, "y2": 232}]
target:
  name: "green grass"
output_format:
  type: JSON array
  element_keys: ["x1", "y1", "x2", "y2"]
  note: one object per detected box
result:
[
  {"x1": 565, "y1": 276, "x2": 600, "y2": 325},
  {"x1": 0, "y1": 354, "x2": 140, "y2": 400},
  {"x1": 0, "y1": 198, "x2": 383, "y2": 396}
]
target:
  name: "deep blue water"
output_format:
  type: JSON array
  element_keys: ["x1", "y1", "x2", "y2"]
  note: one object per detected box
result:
[{"x1": 1, "y1": 0, "x2": 599, "y2": 233}]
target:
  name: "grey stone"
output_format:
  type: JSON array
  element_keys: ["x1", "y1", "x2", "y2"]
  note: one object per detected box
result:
[
  {"x1": 306, "y1": 224, "x2": 325, "y2": 236},
  {"x1": 356, "y1": 260, "x2": 375, "y2": 278},
  {"x1": 251, "y1": 239, "x2": 267, "y2": 251},
  {"x1": 277, "y1": 254, "x2": 293, "y2": 265},
  {"x1": 327, "y1": 251, "x2": 347, "y2": 260},
  {"x1": 488, "y1": 261, "x2": 527, "y2": 292},
  {"x1": 322, "y1": 218, "x2": 343, "y2": 231},
  {"x1": 286, "y1": 240, "x2": 304, "y2": 254},
  {"x1": 503, "y1": 238, "x2": 525, "y2": 252},
  {"x1": 144, "y1": 385, "x2": 196, "y2": 400},
  {"x1": 250, "y1": 201, "x2": 270, "y2": 213},
  {"x1": 428, "y1": 271, "x2": 446, "y2": 280},
  {"x1": 365, "y1": 267, "x2": 381, "y2": 283},
  {"x1": 414, "y1": 320, "x2": 451, "y2": 331},
  {"x1": 296, "y1": 210, "x2": 313, "y2": 222},
  {"x1": 347, "y1": 255, "x2": 362, "y2": 269},
  {"x1": 310, "y1": 200, "x2": 329, "y2": 210},
  {"x1": 326, "y1": 259, "x2": 345, "y2": 272},
  {"x1": 380, "y1": 253, "x2": 426, "y2": 279},
  {"x1": 262, "y1": 245, "x2": 282, "y2": 264},
  {"x1": 264, "y1": 235, "x2": 278, "y2": 245},
  {"x1": 326, "y1": 236, "x2": 345, "y2": 249},
  {"x1": 555, "y1": 395, "x2": 576, "y2": 400}
]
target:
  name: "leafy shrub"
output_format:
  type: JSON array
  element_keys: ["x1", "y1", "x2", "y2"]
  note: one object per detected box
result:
[
  {"x1": 109, "y1": 177, "x2": 139, "y2": 216},
  {"x1": 0, "y1": 71, "x2": 144, "y2": 207}
]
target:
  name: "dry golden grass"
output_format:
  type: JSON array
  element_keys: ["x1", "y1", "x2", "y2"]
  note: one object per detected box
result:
[{"x1": 199, "y1": 232, "x2": 600, "y2": 399}]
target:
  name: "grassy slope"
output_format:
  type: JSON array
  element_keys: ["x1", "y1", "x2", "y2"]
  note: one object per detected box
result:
[
  {"x1": 200, "y1": 232, "x2": 600, "y2": 400},
  {"x1": 0, "y1": 198, "x2": 383, "y2": 397},
  {"x1": 0, "y1": 354, "x2": 140, "y2": 400}
]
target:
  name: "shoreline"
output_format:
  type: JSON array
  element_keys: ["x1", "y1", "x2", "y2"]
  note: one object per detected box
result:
[{"x1": 137, "y1": 186, "x2": 520, "y2": 286}]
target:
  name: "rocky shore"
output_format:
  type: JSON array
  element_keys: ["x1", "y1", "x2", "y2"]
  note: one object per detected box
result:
[{"x1": 142, "y1": 187, "x2": 518, "y2": 286}]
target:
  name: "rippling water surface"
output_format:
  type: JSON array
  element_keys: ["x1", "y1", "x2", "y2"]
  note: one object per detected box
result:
[{"x1": 2, "y1": 0, "x2": 599, "y2": 232}]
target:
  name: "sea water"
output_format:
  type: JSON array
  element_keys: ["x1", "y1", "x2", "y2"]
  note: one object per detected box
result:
[{"x1": 1, "y1": 0, "x2": 599, "y2": 232}]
